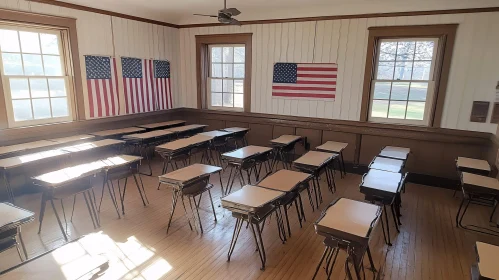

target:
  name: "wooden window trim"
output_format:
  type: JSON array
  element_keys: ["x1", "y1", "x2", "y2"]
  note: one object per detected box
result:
[
  {"x1": 360, "y1": 24, "x2": 457, "y2": 127},
  {"x1": 0, "y1": 8, "x2": 84, "y2": 129},
  {"x1": 196, "y1": 33, "x2": 252, "y2": 113}
]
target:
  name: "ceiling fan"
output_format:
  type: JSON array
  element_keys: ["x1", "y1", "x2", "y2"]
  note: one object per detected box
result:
[{"x1": 193, "y1": 0, "x2": 242, "y2": 25}]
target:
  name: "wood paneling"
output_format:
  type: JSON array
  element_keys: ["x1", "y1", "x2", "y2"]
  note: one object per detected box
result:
[
  {"x1": 322, "y1": 131, "x2": 357, "y2": 162},
  {"x1": 295, "y1": 128, "x2": 321, "y2": 154},
  {"x1": 272, "y1": 125, "x2": 295, "y2": 139},
  {"x1": 199, "y1": 119, "x2": 225, "y2": 130},
  {"x1": 247, "y1": 123, "x2": 273, "y2": 147}
]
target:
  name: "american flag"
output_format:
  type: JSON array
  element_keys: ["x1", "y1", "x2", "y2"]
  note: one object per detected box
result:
[
  {"x1": 153, "y1": 60, "x2": 173, "y2": 110},
  {"x1": 272, "y1": 63, "x2": 337, "y2": 100},
  {"x1": 122, "y1": 57, "x2": 155, "y2": 114},
  {"x1": 85, "y1": 56, "x2": 120, "y2": 118}
]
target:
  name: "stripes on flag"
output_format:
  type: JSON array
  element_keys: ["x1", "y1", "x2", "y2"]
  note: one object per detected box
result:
[
  {"x1": 85, "y1": 55, "x2": 120, "y2": 118},
  {"x1": 122, "y1": 57, "x2": 156, "y2": 114},
  {"x1": 153, "y1": 60, "x2": 173, "y2": 110},
  {"x1": 272, "y1": 63, "x2": 337, "y2": 100}
]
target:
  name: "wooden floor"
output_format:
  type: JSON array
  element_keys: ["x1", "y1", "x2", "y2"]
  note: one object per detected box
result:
[{"x1": 1, "y1": 158, "x2": 498, "y2": 279}]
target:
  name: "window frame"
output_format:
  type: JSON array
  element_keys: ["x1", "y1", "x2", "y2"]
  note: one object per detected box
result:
[
  {"x1": 196, "y1": 33, "x2": 252, "y2": 113},
  {"x1": 360, "y1": 24, "x2": 458, "y2": 128},
  {"x1": 0, "y1": 24, "x2": 74, "y2": 127}
]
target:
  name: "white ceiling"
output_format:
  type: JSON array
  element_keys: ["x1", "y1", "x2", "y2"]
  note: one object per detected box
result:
[{"x1": 58, "y1": 0, "x2": 499, "y2": 25}]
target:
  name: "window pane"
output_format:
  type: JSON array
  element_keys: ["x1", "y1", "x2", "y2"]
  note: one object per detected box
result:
[
  {"x1": 223, "y1": 64, "x2": 233, "y2": 78},
  {"x1": 234, "y1": 47, "x2": 245, "y2": 63},
  {"x1": 211, "y1": 64, "x2": 222, "y2": 78},
  {"x1": 0, "y1": 30, "x2": 20, "y2": 52},
  {"x1": 415, "y1": 41, "x2": 434, "y2": 60},
  {"x1": 223, "y1": 47, "x2": 233, "y2": 63},
  {"x1": 234, "y1": 79, "x2": 244, "y2": 93},
  {"x1": 222, "y1": 79, "x2": 233, "y2": 93},
  {"x1": 379, "y1": 41, "x2": 397, "y2": 61},
  {"x1": 396, "y1": 41, "x2": 415, "y2": 61},
  {"x1": 211, "y1": 79, "x2": 222, "y2": 92},
  {"x1": 234, "y1": 64, "x2": 244, "y2": 78},
  {"x1": 223, "y1": 93, "x2": 233, "y2": 107},
  {"x1": 32, "y1": 98, "x2": 51, "y2": 119},
  {"x1": 2, "y1": 53, "x2": 23, "y2": 75},
  {"x1": 43, "y1": 55, "x2": 63, "y2": 76},
  {"x1": 388, "y1": 101, "x2": 407, "y2": 119},
  {"x1": 9, "y1": 78, "x2": 30, "y2": 99},
  {"x1": 23, "y1": 54, "x2": 44, "y2": 75},
  {"x1": 12, "y1": 99, "x2": 33, "y2": 121},
  {"x1": 371, "y1": 100, "x2": 388, "y2": 118},
  {"x1": 30, "y1": 78, "x2": 49, "y2": 98},
  {"x1": 40, "y1": 33, "x2": 59, "y2": 55},
  {"x1": 373, "y1": 82, "x2": 391, "y2": 99},
  {"x1": 19, "y1": 31, "x2": 40, "y2": 54},
  {"x1": 406, "y1": 102, "x2": 425, "y2": 120},
  {"x1": 412, "y1": 61, "x2": 431, "y2": 80},
  {"x1": 211, "y1": 47, "x2": 222, "y2": 63},
  {"x1": 234, "y1": 94, "x2": 243, "y2": 108},
  {"x1": 50, "y1": 97, "x2": 69, "y2": 117},
  {"x1": 48, "y1": 78, "x2": 67, "y2": 97},
  {"x1": 391, "y1": 82, "x2": 410, "y2": 100},
  {"x1": 376, "y1": 62, "x2": 394, "y2": 80},
  {"x1": 211, "y1": 92, "x2": 222, "y2": 106},
  {"x1": 409, "y1": 82, "x2": 428, "y2": 101},
  {"x1": 394, "y1": 61, "x2": 413, "y2": 80}
]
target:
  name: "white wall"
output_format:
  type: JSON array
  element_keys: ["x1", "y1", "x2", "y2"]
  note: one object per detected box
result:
[
  {"x1": 178, "y1": 12, "x2": 499, "y2": 133},
  {"x1": 0, "y1": 0, "x2": 181, "y2": 119}
]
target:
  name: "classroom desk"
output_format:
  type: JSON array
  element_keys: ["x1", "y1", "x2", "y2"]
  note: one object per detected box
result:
[
  {"x1": 221, "y1": 185, "x2": 286, "y2": 270},
  {"x1": 456, "y1": 157, "x2": 491, "y2": 176},
  {"x1": 473, "y1": 242, "x2": 499, "y2": 280},
  {"x1": 222, "y1": 127, "x2": 250, "y2": 147},
  {"x1": 90, "y1": 127, "x2": 146, "y2": 139},
  {"x1": 137, "y1": 120, "x2": 186, "y2": 130},
  {"x1": 0, "y1": 140, "x2": 61, "y2": 159},
  {"x1": 257, "y1": 169, "x2": 312, "y2": 235},
  {"x1": 159, "y1": 163, "x2": 221, "y2": 233},
  {"x1": 270, "y1": 135, "x2": 303, "y2": 170},
  {"x1": 167, "y1": 124, "x2": 208, "y2": 138},
  {"x1": 360, "y1": 169, "x2": 407, "y2": 246},
  {"x1": 0, "y1": 233, "x2": 109, "y2": 280},
  {"x1": 313, "y1": 198, "x2": 381, "y2": 280},
  {"x1": 0, "y1": 203, "x2": 34, "y2": 261},
  {"x1": 222, "y1": 146, "x2": 273, "y2": 194},
  {"x1": 316, "y1": 141, "x2": 348, "y2": 178},
  {"x1": 293, "y1": 151, "x2": 337, "y2": 209},
  {"x1": 369, "y1": 156, "x2": 405, "y2": 173},
  {"x1": 456, "y1": 172, "x2": 499, "y2": 237},
  {"x1": 59, "y1": 139, "x2": 125, "y2": 154},
  {"x1": 379, "y1": 146, "x2": 411, "y2": 162},
  {"x1": 48, "y1": 134, "x2": 95, "y2": 145},
  {"x1": 199, "y1": 130, "x2": 235, "y2": 166}
]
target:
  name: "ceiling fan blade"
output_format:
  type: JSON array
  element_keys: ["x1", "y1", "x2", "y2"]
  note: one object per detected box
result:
[
  {"x1": 193, "y1": 14, "x2": 218, "y2": 17},
  {"x1": 228, "y1": 18, "x2": 242, "y2": 26},
  {"x1": 222, "y1": 8, "x2": 241, "y2": 16}
]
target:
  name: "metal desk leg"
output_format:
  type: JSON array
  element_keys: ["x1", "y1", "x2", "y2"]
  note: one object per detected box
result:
[
  {"x1": 366, "y1": 246, "x2": 377, "y2": 273},
  {"x1": 312, "y1": 246, "x2": 331, "y2": 280},
  {"x1": 227, "y1": 218, "x2": 244, "y2": 261},
  {"x1": 38, "y1": 192, "x2": 47, "y2": 234},
  {"x1": 340, "y1": 152, "x2": 346, "y2": 178},
  {"x1": 2, "y1": 172, "x2": 14, "y2": 204},
  {"x1": 157, "y1": 157, "x2": 171, "y2": 190},
  {"x1": 50, "y1": 198, "x2": 68, "y2": 241},
  {"x1": 83, "y1": 191, "x2": 98, "y2": 229},
  {"x1": 139, "y1": 145, "x2": 153, "y2": 176},
  {"x1": 17, "y1": 227, "x2": 28, "y2": 260},
  {"x1": 249, "y1": 221, "x2": 267, "y2": 270},
  {"x1": 383, "y1": 205, "x2": 392, "y2": 246},
  {"x1": 166, "y1": 190, "x2": 179, "y2": 233}
]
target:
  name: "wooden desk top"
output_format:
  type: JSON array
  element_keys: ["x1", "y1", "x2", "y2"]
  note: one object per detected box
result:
[
  {"x1": 476, "y1": 242, "x2": 499, "y2": 280},
  {"x1": 258, "y1": 169, "x2": 312, "y2": 192},
  {"x1": 317, "y1": 198, "x2": 380, "y2": 237},
  {"x1": 457, "y1": 157, "x2": 491, "y2": 172},
  {"x1": 48, "y1": 134, "x2": 95, "y2": 144},
  {"x1": 316, "y1": 141, "x2": 348, "y2": 153},
  {"x1": 222, "y1": 185, "x2": 284, "y2": 209},
  {"x1": 222, "y1": 145, "x2": 272, "y2": 160},
  {"x1": 167, "y1": 124, "x2": 207, "y2": 132},
  {"x1": 0, "y1": 149, "x2": 69, "y2": 170},
  {"x1": 462, "y1": 172, "x2": 499, "y2": 191},
  {"x1": 199, "y1": 130, "x2": 233, "y2": 138},
  {"x1": 90, "y1": 127, "x2": 145, "y2": 137},
  {"x1": 0, "y1": 140, "x2": 58, "y2": 156},
  {"x1": 361, "y1": 169, "x2": 402, "y2": 193},
  {"x1": 33, "y1": 160, "x2": 106, "y2": 187},
  {"x1": 0, "y1": 233, "x2": 108, "y2": 280},
  {"x1": 0, "y1": 203, "x2": 34, "y2": 229},
  {"x1": 379, "y1": 146, "x2": 410, "y2": 160},
  {"x1": 270, "y1": 135, "x2": 302, "y2": 145},
  {"x1": 122, "y1": 130, "x2": 174, "y2": 140},
  {"x1": 60, "y1": 139, "x2": 124, "y2": 152},
  {"x1": 370, "y1": 156, "x2": 404, "y2": 173},
  {"x1": 294, "y1": 151, "x2": 334, "y2": 167},
  {"x1": 159, "y1": 163, "x2": 222, "y2": 184},
  {"x1": 101, "y1": 155, "x2": 142, "y2": 169},
  {"x1": 137, "y1": 120, "x2": 186, "y2": 129},
  {"x1": 223, "y1": 127, "x2": 250, "y2": 133}
]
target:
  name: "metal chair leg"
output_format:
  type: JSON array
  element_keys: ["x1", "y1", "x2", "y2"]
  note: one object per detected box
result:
[
  {"x1": 17, "y1": 228, "x2": 28, "y2": 260},
  {"x1": 208, "y1": 189, "x2": 217, "y2": 222}
]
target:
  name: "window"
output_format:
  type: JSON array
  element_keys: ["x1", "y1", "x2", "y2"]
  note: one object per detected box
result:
[
  {"x1": 0, "y1": 25, "x2": 73, "y2": 127},
  {"x1": 208, "y1": 45, "x2": 245, "y2": 110},
  {"x1": 370, "y1": 38, "x2": 438, "y2": 125}
]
